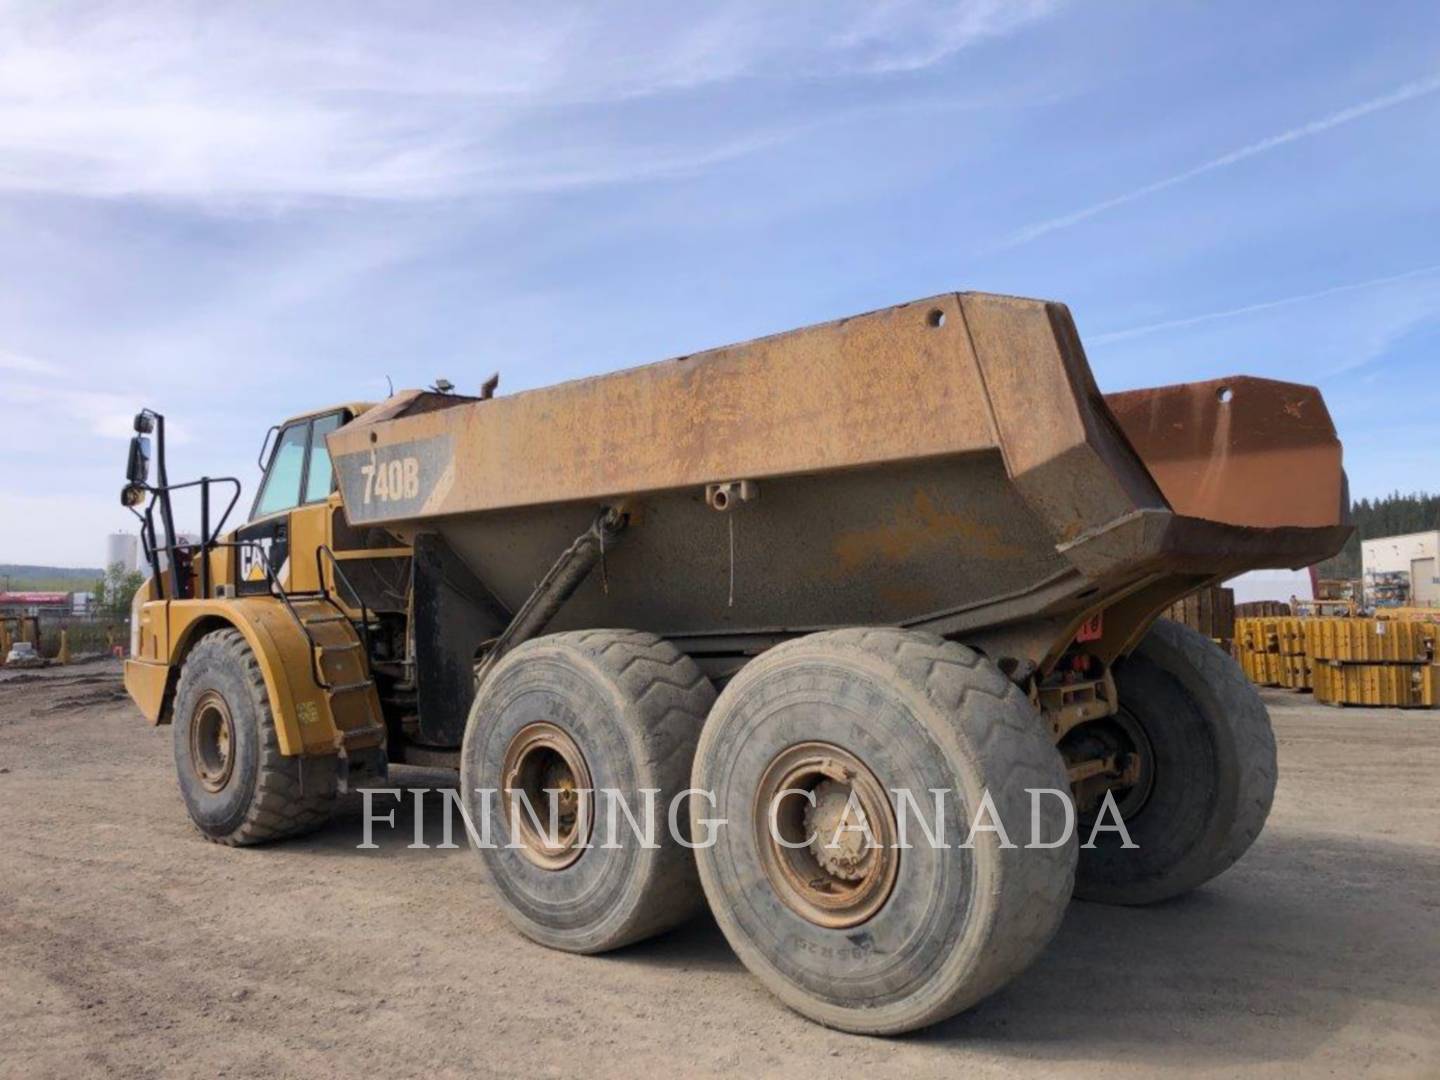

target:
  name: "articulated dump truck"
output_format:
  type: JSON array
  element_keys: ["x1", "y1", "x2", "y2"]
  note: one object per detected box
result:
[{"x1": 121, "y1": 292, "x2": 1348, "y2": 1034}]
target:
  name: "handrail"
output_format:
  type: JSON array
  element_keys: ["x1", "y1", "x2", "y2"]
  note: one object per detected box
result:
[
  {"x1": 315, "y1": 545, "x2": 374, "y2": 662},
  {"x1": 135, "y1": 521, "x2": 373, "y2": 696},
  {"x1": 130, "y1": 475, "x2": 242, "y2": 601}
]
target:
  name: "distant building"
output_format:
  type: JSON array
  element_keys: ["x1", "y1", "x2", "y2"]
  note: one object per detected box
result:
[
  {"x1": 1362, "y1": 530, "x2": 1440, "y2": 608},
  {"x1": 106, "y1": 532, "x2": 140, "y2": 574},
  {"x1": 0, "y1": 591, "x2": 70, "y2": 616}
]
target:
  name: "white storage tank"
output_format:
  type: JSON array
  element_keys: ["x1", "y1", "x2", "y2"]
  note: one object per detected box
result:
[{"x1": 105, "y1": 532, "x2": 139, "y2": 575}]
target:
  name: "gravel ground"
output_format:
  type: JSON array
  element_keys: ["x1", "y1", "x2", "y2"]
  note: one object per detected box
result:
[{"x1": 1, "y1": 662, "x2": 1437, "y2": 1078}]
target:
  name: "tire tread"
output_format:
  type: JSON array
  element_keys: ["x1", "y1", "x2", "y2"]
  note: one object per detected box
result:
[
  {"x1": 174, "y1": 628, "x2": 335, "y2": 846},
  {"x1": 695, "y1": 626, "x2": 1076, "y2": 1033},
  {"x1": 1145, "y1": 618, "x2": 1276, "y2": 888},
  {"x1": 481, "y1": 629, "x2": 715, "y2": 950}
]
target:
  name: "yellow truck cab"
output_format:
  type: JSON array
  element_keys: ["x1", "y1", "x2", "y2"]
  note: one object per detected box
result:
[{"x1": 123, "y1": 402, "x2": 405, "y2": 842}]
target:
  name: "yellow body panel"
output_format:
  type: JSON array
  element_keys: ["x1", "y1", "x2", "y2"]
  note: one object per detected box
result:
[
  {"x1": 124, "y1": 658, "x2": 170, "y2": 721},
  {"x1": 287, "y1": 502, "x2": 331, "y2": 594},
  {"x1": 127, "y1": 593, "x2": 381, "y2": 755}
]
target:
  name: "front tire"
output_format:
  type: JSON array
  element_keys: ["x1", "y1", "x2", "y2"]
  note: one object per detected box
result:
[
  {"x1": 691, "y1": 628, "x2": 1076, "y2": 1035},
  {"x1": 172, "y1": 628, "x2": 336, "y2": 845},
  {"x1": 1073, "y1": 618, "x2": 1277, "y2": 905}
]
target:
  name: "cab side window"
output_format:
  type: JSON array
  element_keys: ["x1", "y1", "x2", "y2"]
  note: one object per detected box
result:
[
  {"x1": 304, "y1": 413, "x2": 342, "y2": 503},
  {"x1": 252, "y1": 423, "x2": 308, "y2": 519},
  {"x1": 251, "y1": 411, "x2": 346, "y2": 521}
]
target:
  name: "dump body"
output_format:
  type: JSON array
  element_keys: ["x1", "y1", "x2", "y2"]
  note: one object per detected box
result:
[{"x1": 326, "y1": 292, "x2": 1348, "y2": 673}]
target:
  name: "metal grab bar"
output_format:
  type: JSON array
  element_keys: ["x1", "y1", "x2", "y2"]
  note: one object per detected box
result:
[
  {"x1": 315, "y1": 544, "x2": 374, "y2": 666},
  {"x1": 131, "y1": 475, "x2": 242, "y2": 601}
]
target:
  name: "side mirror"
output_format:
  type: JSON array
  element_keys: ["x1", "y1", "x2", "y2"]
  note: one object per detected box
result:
[{"x1": 126, "y1": 434, "x2": 151, "y2": 485}]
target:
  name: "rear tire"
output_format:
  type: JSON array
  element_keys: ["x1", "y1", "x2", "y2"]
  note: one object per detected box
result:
[
  {"x1": 462, "y1": 630, "x2": 714, "y2": 953},
  {"x1": 691, "y1": 628, "x2": 1076, "y2": 1035},
  {"x1": 1074, "y1": 618, "x2": 1277, "y2": 905},
  {"x1": 172, "y1": 628, "x2": 336, "y2": 845}
]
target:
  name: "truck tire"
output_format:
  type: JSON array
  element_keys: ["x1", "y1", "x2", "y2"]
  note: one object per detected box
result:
[
  {"x1": 172, "y1": 628, "x2": 336, "y2": 845},
  {"x1": 1073, "y1": 618, "x2": 1277, "y2": 905},
  {"x1": 691, "y1": 628, "x2": 1076, "y2": 1035},
  {"x1": 462, "y1": 630, "x2": 714, "y2": 953}
]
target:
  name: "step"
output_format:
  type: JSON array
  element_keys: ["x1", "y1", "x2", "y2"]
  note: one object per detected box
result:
[
  {"x1": 328, "y1": 679, "x2": 375, "y2": 695},
  {"x1": 300, "y1": 613, "x2": 349, "y2": 626},
  {"x1": 332, "y1": 723, "x2": 386, "y2": 752}
]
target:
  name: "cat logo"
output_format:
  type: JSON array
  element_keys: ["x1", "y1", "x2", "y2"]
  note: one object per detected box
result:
[{"x1": 239, "y1": 537, "x2": 274, "y2": 584}]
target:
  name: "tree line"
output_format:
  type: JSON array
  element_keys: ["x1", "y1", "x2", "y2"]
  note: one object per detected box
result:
[{"x1": 1316, "y1": 491, "x2": 1440, "y2": 579}]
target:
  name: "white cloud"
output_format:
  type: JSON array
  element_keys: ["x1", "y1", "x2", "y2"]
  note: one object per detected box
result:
[
  {"x1": 0, "y1": 348, "x2": 58, "y2": 375},
  {"x1": 1090, "y1": 263, "x2": 1440, "y2": 345},
  {"x1": 0, "y1": 1, "x2": 1060, "y2": 206},
  {"x1": 1002, "y1": 71, "x2": 1440, "y2": 249},
  {"x1": 5, "y1": 379, "x2": 163, "y2": 442},
  {"x1": 1089, "y1": 266, "x2": 1440, "y2": 400}
]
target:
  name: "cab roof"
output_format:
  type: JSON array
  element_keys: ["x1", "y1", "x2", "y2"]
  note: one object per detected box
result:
[{"x1": 277, "y1": 401, "x2": 377, "y2": 428}]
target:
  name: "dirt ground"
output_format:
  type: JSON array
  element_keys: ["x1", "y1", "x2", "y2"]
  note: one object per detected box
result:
[{"x1": 1, "y1": 661, "x2": 1437, "y2": 1078}]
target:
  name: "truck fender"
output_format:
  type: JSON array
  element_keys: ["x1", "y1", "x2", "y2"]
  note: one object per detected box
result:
[{"x1": 162, "y1": 599, "x2": 346, "y2": 757}]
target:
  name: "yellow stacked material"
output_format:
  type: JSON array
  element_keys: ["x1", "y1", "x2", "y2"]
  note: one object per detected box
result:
[
  {"x1": 1235, "y1": 617, "x2": 1268, "y2": 657},
  {"x1": 1232, "y1": 614, "x2": 1439, "y2": 706},
  {"x1": 1280, "y1": 653, "x2": 1312, "y2": 692},
  {"x1": 1233, "y1": 616, "x2": 1306, "y2": 688},
  {"x1": 1303, "y1": 616, "x2": 1439, "y2": 707},
  {"x1": 1274, "y1": 617, "x2": 1311, "y2": 690},
  {"x1": 1234, "y1": 617, "x2": 1276, "y2": 686},
  {"x1": 1304, "y1": 618, "x2": 1437, "y2": 664},
  {"x1": 1313, "y1": 661, "x2": 1440, "y2": 708},
  {"x1": 1239, "y1": 647, "x2": 1284, "y2": 687},
  {"x1": 1373, "y1": 607, "x2": 1440, "y2": 622}
]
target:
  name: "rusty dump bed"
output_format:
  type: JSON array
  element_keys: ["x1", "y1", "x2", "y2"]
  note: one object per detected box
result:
[{"x1": 326, "y1": 292, "x2": 1349, "y2": 672}]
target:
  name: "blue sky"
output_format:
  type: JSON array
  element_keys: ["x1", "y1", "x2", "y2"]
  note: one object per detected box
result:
[{"x1": 2, "y1": 0, "x2": 1438, "y2": 567}]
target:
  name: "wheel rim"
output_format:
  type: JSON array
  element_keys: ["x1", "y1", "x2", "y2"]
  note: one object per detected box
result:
[
  {"x1": 753, "y1": 742, "x2": 899, "y2": 929},
  {"x1": 501, "y1": 722, "x2": 594, "y2": 871},
  {"x1": 1065, "y1": 707, "x2": 1157, "y2": 823},
  {"x1": 189, "y1": 690, "x2": 236, "y2": 793},
  {"x1": 1107, "y1": 708, "x2": 1157, "y2": 820}
]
